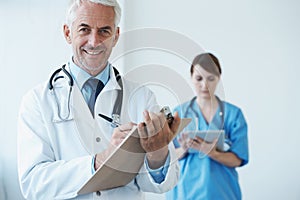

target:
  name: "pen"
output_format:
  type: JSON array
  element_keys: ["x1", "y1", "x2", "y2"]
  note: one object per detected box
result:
[
  {"x1": 99, "y1": 106, "x2": 174, "y2": 128},
  {"x1": 98, "y1": 113, "x2": 121, "y2": 127}
]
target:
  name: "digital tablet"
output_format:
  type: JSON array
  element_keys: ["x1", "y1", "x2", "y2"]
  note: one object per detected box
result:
[{"x1": 186, "y1": 130, "x2": 225, "y2": 152}]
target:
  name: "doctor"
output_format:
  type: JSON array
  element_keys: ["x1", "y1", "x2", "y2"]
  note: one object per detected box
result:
[{"x1": 17, "y1": 0, "x2": 181, "y2": 199}]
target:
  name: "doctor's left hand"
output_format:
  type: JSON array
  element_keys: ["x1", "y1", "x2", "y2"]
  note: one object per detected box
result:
[
  {"x1": 137, "y1": 110, "x2": 180, "y2": 169},
  {"x1": 94, "y1": 123, "x2": 135, "y2": 170}
]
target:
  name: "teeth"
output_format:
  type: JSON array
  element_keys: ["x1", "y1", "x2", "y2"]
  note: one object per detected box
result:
[{"x1": 85, "y1": 50, "x2": 102, "y2": 55}]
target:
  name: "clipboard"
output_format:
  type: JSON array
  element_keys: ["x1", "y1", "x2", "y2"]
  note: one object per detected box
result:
[{"x1": 77, "y1": 118, "x2": 191, "y2": 195}]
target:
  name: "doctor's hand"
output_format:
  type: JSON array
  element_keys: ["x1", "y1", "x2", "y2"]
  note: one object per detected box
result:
[
  {"x1": 94, "y1": 123, "x2": 135, "y2": 170},
  {"x1": 110, "y1": 123, "x2": 135, "y2": 146},
  {"x1": 137, "y1": 110, "x2": 180, "y2": 169}
]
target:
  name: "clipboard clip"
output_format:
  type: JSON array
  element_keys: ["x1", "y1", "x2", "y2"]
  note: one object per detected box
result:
[{"x1": 160, "y1": 106, "x2": 174, "y2": 126}]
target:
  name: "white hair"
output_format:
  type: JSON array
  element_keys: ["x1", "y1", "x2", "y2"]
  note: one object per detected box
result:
[{"x1": 65, "y1": 0, "x2": 121, "y2": 28}]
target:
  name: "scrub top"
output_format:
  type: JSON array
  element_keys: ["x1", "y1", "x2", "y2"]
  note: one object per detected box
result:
[{"x1": 166, "y1": 96, "x2": 249, "y2": 200}]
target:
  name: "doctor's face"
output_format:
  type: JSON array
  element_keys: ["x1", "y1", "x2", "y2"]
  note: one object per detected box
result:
[
  {"x1": 63, "y1": 1, "x2": 119, "y2": 76},
  {"x1": 191, "y1": 65, "x2": 220, "y2": 100}
]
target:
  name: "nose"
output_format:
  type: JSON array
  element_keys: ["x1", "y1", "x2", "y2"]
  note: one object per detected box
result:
[
  {"x1": 200, "y1": 80, "x2": 207, "y2": 89},
  {"x1": 88, "y1": 32, "x2": 102, "y2": 47}
]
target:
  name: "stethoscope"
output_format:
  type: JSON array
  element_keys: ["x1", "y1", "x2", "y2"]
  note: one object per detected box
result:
[
  {"x1": 48, "y1": 64, "x2": 123, "y2": 123},
  {"x1": 184, "y1": 96, "x2": 232, "y2": 151}
]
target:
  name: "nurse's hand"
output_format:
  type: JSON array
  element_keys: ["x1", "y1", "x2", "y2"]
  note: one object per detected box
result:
[
  {"x1": 188, "y1": 137, "x2": 218, "y2": 156},
  {"x1": 174, "y1": 132, "x2": 190, "y2": 159},
  {"x1": 94, "y1": 123, "x2": 135, "y2": 170},
  {"x1": 137, "y1": 110, "x2": 180, "y2": 169},
  {"x1": 178, "y1": 132, "x2": 190, "y2": 151}
]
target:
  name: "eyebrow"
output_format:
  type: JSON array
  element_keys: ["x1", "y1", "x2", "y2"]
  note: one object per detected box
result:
[
  {"x1": 195, "y1": 75, "x2": 215, "y2": 79},
  {"x1": 78, "y1": 23, "x2": 113, "y2": 31},
  {"x1": 78, "y1": 23, "x2": 90, "y2": 28},
  {"x1": 98, "y1": 26, "x2": 114, "y2": 33}
]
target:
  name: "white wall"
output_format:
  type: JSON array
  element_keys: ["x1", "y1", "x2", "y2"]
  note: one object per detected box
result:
[
  {"x1": 122, "y1": 1, "x2": 300, "y2": 200},
  {"x1": 0, "y1": 0, "x2": 299, "y2": 200},
  {"x1": 0, "y1": 1, "x2": 69, "y2": 200}
]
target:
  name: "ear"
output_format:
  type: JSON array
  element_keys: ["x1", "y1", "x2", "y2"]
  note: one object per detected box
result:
[
  {"x1": 112, "y1": 27, "x2": 120, "y2": 47},
  {"x1": 63, "y1": 24, "x2": 72, "y2": 44}
]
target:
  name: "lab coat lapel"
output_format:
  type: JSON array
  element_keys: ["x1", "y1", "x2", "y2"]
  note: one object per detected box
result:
[
  {"x1": 72, "y1": 66, "x2": 122, "y2": 155},
  {"x1": 72, "y1": 84, "x2": 107, "y2": 154}
]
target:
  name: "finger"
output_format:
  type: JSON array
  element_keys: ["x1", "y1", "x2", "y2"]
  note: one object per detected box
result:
[
  {"x1": 120, "y1": 130, "x2": 131, "y2": 138},
  {"x1": 137, "y1": 122, "x2": 147, "y2": 139},
  {"x1": 111, "y1": 123, "x2": 134, "y2": 142},
  {"x1": 195, "y1": 136, "x2": 204, "y2": 143},
  {"x1": 181, "y1": 132, "x2": 189, "y2": 141},
  {"x1": 157, "y1": 112, "x2": 166, "y2": 128},
  {"x1": 212, "y1": 138, "x2": 218, "y2": 145},
  {"x1": 178, "y1": 137, "x2": 187, "y2": 149},
  {"x1": 118, "y1": 122, "x2": 135, "y2": 132},
  {"x1": 170, "y1": 112, "x2": 181, "y2": 136},
  {"x1": 188, "y1": 139, "x2": 199, "y2": 149},
  {"x1": 148, "y1": 112, "x2": 164, "y2": 136},
  {"x1": 143, "y1": 110, "x2": 155, "y2": 137},
  {"x1": 178, "y1": 137, "x2": 183, "y2": 144}
]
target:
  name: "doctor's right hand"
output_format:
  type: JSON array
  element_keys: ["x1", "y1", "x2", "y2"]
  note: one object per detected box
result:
[{"x1": 94, "y1": 123, "x2": 135, "y2": 170}]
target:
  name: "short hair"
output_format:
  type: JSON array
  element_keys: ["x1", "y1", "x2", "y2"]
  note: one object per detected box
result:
[
  {"x1": 190, "y1": 53, "x2": 222, "y2": 77},
  {"x1": 65, "y1": 0, "x2": 121, "y2": 28}
]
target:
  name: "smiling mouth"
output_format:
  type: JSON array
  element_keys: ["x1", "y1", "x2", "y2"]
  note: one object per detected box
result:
[{"x1": 83, "y1": 49, "x2": 103, "y2": 55}]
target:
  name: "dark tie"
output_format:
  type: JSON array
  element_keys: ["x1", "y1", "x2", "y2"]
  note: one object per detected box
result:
[{"x1": 85, "y1": 78, "x2": 104, "y2": 115}]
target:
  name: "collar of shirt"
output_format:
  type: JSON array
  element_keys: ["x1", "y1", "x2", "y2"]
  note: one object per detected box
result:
[{"x1": 68, "y1": 57, "x2": 110, "y2": 90}]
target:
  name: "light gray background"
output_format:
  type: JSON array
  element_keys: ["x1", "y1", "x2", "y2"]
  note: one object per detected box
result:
[{"x1": 1, "y1": 0, "x2": 299, "y2": 199}]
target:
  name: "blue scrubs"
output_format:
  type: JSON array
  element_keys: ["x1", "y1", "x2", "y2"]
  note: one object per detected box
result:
[{"x1": 166, "y1": 97, "x2": 249, "y2": 200}]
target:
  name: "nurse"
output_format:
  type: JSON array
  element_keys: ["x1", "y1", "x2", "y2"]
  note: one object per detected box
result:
[
  {"x1": 166, "y1": 52, "x2": 249, "y2": 200},
  {"x1": 17, "y1": 0, "x2": 180, "y2": 199}
]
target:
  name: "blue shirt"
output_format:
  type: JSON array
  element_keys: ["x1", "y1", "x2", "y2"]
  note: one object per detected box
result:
[
  {"x1": 68, "y1": 59, "x2": 110, "y2": 103},
  {"x1": 166, "y1": 97, "x2": 249, "y2": 200},
  {"x1": 68, "y1": 58, "x2": 169, "y2": 183}
]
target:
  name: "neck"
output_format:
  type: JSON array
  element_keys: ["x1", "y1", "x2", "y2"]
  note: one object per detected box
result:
[
  {"x1": 196, "y1": 96, "x2": 219, "y2": 123},
  {"x1": 196, "y1": 96, "x2": 218, "y2": 110}
]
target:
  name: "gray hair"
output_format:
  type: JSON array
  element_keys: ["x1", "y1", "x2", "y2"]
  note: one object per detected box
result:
[{"x1": 65, "y1": 0, "x2": 121, "y2": 28}]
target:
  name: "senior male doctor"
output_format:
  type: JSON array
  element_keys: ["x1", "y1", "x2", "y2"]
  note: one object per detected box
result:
[{"x1": 17, "y1": 0, "x2": 181, "y2": 199}]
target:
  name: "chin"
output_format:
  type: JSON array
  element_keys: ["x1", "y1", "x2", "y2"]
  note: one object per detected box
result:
[
  {"x1": 86, "y1": 65, "x2": 104, "y2": 72},
  {"x1": 80, "y1": 59, "x2": 105, "y2": 71},
  {"x1": 200, "y1": 94, "x2": 213, "y2": 99}
]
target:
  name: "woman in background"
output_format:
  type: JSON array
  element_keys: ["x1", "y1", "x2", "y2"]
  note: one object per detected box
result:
[{"x1": 166, "y1": 52, "x2": 249, "y2": 200}]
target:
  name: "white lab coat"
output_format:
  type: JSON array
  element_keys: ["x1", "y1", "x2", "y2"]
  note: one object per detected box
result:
[{"x1": 17, "y1": 65, "x2": 179, "y2": 200}]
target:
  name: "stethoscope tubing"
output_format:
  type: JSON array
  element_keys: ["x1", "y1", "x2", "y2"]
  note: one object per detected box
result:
[{"x1": 48, "y1": 64, "x2": 123, "y2": 123}]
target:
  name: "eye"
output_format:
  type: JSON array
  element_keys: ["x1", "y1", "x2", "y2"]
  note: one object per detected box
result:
[
  {"x1": 196, "y1": 76, "x2": 203, "y2": 81},
  {"x1": 99, "y1": 29, "x2": 112, "y2": 37},
  {"x1": 78, "y1": 27, "x2": 90, "y2": 34},
  {"x1": 207, "y1": 76, "x2": 216, "y2": 82}
]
